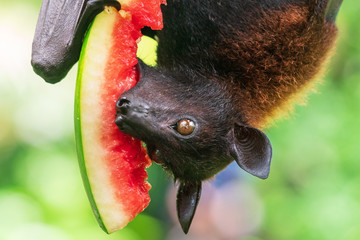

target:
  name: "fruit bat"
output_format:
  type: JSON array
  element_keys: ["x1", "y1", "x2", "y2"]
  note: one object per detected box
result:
[{"x1": 31, "y1": 0, "x2": 343, "y2": 234}]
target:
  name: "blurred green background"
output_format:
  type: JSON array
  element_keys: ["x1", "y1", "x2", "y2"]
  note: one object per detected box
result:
[{"x1": 0, "y1": 1, "x2": 359, "y2": 240}]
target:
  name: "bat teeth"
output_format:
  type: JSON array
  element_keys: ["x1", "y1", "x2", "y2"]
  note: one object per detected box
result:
[{"x1": 145, "y1": 143, "x2": 161, "y2": 163}]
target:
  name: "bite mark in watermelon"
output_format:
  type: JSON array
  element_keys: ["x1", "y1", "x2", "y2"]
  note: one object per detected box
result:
[{"x1": 75, "y1": 1, "x2": 165, "y2": 234}]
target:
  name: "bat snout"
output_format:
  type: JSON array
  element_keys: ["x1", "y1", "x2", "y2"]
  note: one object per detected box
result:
[
  {"x1": 115, "y1": 96, "x2": 151, "y2": 138},
  {"x1": 115, "y1": 97, "x2": 149, "y2": 117},
  {"x1": 116, "y1": 98, "x2": 131, "y2": 116}
]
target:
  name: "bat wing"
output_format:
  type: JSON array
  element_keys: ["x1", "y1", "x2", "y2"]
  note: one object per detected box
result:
[
  {"x1": 323, "y1": 0, "x2": 343, "y2": 22},
  {"x1": 31, "y1": 0, "x2": 120, "y2": 83}
]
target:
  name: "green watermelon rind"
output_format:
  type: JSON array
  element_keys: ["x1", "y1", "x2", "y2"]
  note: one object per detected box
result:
[{"x1": 74, "y1": 19, "x2": 108, "y2": 233}]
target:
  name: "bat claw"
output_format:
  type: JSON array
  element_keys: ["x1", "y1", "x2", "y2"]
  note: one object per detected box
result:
[{"x1": 77, "y1": 0, "x2": 121, "y2": 32}]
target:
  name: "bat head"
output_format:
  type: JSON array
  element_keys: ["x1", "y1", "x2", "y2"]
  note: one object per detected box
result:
[
  {"x1": 116, "y1": 60, "x2": 272, "y2": 182},
  {"x1": 115, "y1": 60, "x2": 272, "y2": 233}
]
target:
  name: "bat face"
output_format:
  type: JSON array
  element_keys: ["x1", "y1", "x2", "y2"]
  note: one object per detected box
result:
[
  {"x1": 115, "y1": 62, "x2": 235, "y2": 181},
  {"x1": 115, "y1": 61, "x2": 272, "y2": 182}
]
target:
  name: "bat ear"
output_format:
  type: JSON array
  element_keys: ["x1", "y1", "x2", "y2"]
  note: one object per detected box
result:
[
  {"x1": 228, "y1": 123, "x2": 272, "y2": 179},
  {"x1": 176, "y1": 181, "x2": 202, "y2": 234}
]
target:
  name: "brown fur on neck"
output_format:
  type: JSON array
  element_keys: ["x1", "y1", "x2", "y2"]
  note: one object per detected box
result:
[{"x1": 216, "y1": 4, "x2": 338, "y2": 129}]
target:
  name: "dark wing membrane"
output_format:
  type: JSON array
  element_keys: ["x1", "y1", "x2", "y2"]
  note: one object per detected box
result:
[
  {"x1": 324, "y1": 0, "x2": 343, "y2": 22},
  {"x1": 31, "y1": 0, "x2": 120, "y2": 83}
]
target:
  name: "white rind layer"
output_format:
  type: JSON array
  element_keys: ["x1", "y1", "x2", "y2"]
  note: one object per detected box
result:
[{"x1": 77, "y1": 7, "x2": 129, "y2": 233}]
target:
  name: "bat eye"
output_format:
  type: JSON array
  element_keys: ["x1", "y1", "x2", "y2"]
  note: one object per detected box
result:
[{"x1": 176, "y1": 119, "x2": 195, "y2": 136}]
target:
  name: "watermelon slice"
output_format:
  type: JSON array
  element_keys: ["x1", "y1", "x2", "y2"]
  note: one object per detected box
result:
[{"x1": 74, "y1": 1, "x2": 165, "y2": 234}]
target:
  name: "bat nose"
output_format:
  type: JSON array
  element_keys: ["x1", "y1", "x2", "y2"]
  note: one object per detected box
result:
[
  {"x1": 115, "y1": 96, "x2": 151, "y2": 136},
  {"x1": 115, "y1": 97, "x2": 149, "y2": 116},
  {"x1": 116, "y1": 97, "x2": 131, "y2": 115}
]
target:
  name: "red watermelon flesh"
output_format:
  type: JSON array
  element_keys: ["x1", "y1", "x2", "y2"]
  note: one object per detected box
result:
[{"x1": 75, "y1": 1, "x2": 165, "y2": 234}]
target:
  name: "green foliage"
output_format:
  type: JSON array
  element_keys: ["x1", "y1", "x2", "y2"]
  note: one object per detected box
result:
[{"x1": 257, "y1": 2, "x2": 360, "y2": 239}]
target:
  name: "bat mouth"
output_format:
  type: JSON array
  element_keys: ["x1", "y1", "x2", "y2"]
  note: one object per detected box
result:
[
  {"x1": 115, "y1": 96, "x2": 164, "y2": 166},
  {"x1": 114, "y1": 113, "x2": 150, "y2": 143},
  {"x1": 144, "y1": 142, "x2": 162, "y2": 164},
  {"x1": 115, "y1": 114, "x2": 164, "y2": 165},
  {"x1": 114, "y1": 115, "x2": 134, "y2": 134}
]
